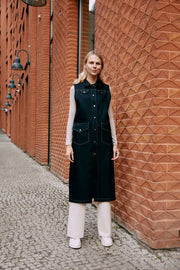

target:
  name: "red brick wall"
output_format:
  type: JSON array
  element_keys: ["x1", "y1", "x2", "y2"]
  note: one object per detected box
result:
[
  {"x1": 96, "y1": 0, "x2": 180, "y2": 249},
  {"x1": 35, "y1": 4, "x2": 50, "y2": 164},
  {"x1": 0, "y1": 0, "x2": 8, "y2": 133},
  {"x1": 152, "y1": 0, "x2": 180, "y2": 249},
  {"x1": 0, "y1": 2, "x2": 1, "y2": 127},
  {"x1": 50, "y1": 0, "x2": 78, "y2": 180},
  {"x1": 26, "y1": 8, "x2": 37, "y2": 157},
  {"x1": 0, "y1": 0, "x2": 50, "y2": 165}
]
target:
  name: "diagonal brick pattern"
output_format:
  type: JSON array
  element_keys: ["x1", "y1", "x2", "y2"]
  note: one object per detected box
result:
[
  {"x1": 152, "y1": 0, "x2": 180, "y2": 249},
  {"x1": 96, "y1": 0, "x2": 180, "y2": 249}
]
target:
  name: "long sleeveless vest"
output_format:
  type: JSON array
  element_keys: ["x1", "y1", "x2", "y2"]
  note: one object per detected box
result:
[{"x1": 69, "y1": 79, "x2": 115, "y2": 203}]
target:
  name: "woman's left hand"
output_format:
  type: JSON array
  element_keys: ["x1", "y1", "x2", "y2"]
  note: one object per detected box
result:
[{"x1": 111, "y1": 145, "x2": 119, "y2": 160}]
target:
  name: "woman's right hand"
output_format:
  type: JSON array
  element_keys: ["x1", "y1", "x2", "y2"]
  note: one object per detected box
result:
[{"x1": 66, "y1": 145, "x2": 74, "y2": 163}]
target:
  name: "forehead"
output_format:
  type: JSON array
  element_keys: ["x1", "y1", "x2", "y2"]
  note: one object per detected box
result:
[{"x1": 87, "y1": 54, "x2": 101, "y2": 63}]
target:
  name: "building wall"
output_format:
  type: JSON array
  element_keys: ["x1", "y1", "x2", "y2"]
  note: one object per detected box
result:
[
  {"x1": 96, "y1": 0, "x2": 180, "y2": 249},
  {"x1": 0, "y1": 0, "x2": 8, "y2": 134},
  {"x1": 0, "y1": 0, "x2": 50, "y2": 165},
  {"x1": 0, "y1": 0, "x2": 180, "y2": 249},
  {"x1": 35, "y1": 4, "x2": 50, "y2": 164},
  {"x1": 49, "y1": 0, "x2": 78, "y2": 180}
]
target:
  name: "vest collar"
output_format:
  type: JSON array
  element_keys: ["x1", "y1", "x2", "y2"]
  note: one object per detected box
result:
[{"x1": 84, "y1": 78, "x2": 104, "y2": 89}]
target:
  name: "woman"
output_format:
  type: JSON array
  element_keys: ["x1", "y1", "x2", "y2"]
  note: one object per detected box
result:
[{"x1": 66, "y1": 50, "x2": 119, "y2": 249}]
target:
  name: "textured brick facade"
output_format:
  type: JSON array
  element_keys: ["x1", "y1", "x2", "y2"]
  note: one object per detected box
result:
[
  {"x1": 0, "y1": 0, "x2": 180, "y2": 249},
  {"x1": 0, "y1": 0, "x2": 50, "y2": 164},
  {"x1": 50, "y1": 0, "x2": 78, "y2": 180},
  {"x1": 96, "y1": 0, "x2": 180, "y2": 249}
]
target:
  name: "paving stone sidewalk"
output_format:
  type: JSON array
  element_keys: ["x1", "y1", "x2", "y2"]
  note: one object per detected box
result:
[{"x1": 0, "y1": 132, "x2": 180, "y2": 270}]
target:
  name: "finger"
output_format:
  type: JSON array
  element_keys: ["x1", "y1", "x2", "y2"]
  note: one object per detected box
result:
[
  {"x1": 115, "y1": 151, "x2": 119, "y2": 159},
  {"x1": 111, "y1": 154, "x2": 116, "y2": 160},
  {"x1": 111, "y1": 151, "x2": 115, "y2": 160},
  {"x1": 70, "y1": 152, "x2": 74, "y2": 163},
  {"x1": 71, "y1": 152, "x2": 74, "y2": 162},
  {"x1": 67, "y1": 153, "x2": 72, "y2": 162},
  {"x1": 111, "y1": 151, "x2": 119, "y2": 160}
]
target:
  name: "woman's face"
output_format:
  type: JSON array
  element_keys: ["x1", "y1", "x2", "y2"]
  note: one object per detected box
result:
[{"x1": 85, "y1": 54, "x2": 102, "y2": 78}]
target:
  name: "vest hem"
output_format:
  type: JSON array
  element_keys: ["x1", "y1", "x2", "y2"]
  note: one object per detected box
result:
[{"x1": 69, "y1": 197, "x2": 116, "y2": 204}]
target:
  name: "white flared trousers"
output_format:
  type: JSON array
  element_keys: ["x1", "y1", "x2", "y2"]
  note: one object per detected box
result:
[{"x1": 67, "y1": 202, "x2": 112, "y2": 239}]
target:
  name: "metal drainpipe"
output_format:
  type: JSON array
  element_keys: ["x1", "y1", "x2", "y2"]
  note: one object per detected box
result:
[
  {"x1": 77, "y1": 0, "x2": 82, "y2": 75},
  {"x1": 48, "y1": 0, "x2": 53, "y2": 167}
]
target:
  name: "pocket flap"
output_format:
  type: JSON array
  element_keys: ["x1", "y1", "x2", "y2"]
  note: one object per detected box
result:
[
  {"x1": 73, "y1": 123, "x2": 89, "y2": 133},
  {"x1": 81, "y1": 89, "x2": 89, "y2": 94},
  {"x1": 97, "y1": 89, "x2": 106, "y2": 94}
]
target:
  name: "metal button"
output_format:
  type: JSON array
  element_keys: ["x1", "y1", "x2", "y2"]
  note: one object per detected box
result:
[
  {"x1": 92, "y1": 94, "x2": 95, "y2": 97},
  {"x1": 79, "y1": 129, "x2": 82, "y2": 132},
  {"x1": 93, "y1": 105, "x2": 96, "y2": 107},
  {"x1": 93, "y1": 153, "x2": 96, "y2": 156},
  {"x1": 94, "y1": 116, "x2": 96, "y2": 119}
]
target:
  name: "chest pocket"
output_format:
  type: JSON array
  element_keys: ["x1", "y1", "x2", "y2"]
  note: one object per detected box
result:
[
  {"x1": 97, "y1": 89, "x2": 106, "y2": 95},
  {"x1": 72, "y1": 123, "x2": 89, "y2": 145},
  {"x1": 81, "y1": 89, "x2": 89, "y2": 94},
  {"x1": 101, "y1": 122, "x2": 112, "y2": 146}
]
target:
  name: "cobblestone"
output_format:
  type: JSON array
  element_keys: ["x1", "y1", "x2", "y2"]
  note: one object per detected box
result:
[{"x1": 0, "y1": 132, "x2": 180, "y2": 270}]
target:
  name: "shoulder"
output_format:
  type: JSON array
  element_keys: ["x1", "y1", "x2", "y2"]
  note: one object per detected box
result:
[
  {"x1": 73, "y1": 81, "x2": 86, "y2": 90},
  {"x1": 103, "y1": 83, "x2": 110, "y2": 90},
  {"x1": 97, "y1": 80, "x2": 110, "y2": 90},
  {"x1": 70, "y1": 85, "x2": 75, "y2": 93}
]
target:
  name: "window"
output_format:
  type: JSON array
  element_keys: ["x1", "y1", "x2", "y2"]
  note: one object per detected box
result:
[{"x1": 78, "y1": 0, "x2": 95, "y2": 74}]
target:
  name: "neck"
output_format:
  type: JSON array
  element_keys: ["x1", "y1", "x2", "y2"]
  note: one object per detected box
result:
[{"x1": 86, "y1": 75, "x2": 98, "y2": 85}]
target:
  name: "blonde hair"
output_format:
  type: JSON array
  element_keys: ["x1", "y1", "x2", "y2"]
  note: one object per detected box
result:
[{"x1": 74, "y1": 50, "x2": 104, "y2": 84}]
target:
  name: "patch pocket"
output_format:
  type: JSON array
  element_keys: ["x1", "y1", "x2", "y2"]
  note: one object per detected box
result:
[
  {"x1": 73, "y1": 123, "x2": 89, "y2": 145},
  {"x1": 101, "y1": 122, "x2": 112, "y2": 146}
]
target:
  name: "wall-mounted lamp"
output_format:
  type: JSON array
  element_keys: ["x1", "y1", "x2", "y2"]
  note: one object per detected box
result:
[
  {"x1": 6, "y1": 92, "x2": 13, "y2": 100},
  {"x1": 8, "y1": 80, "x2": 16, "y2": 88},
  {"x1": 2, "y1": 106, "x2": 8, "y2": 113},
  {"x1": 7, "y1": 73, "x2": 22, "y2": 101},
  {"x1": 21, "y1": 0, "x2": 47, "y2": 7},
  {"x1": 5, "y1": 100, "x2": 11, "y2": 107},
  {"x1": 11, "y1": 49, "x2": 30, "y2": 70},
  {"x1": 8, "y1": 74, "x2": 22, "y2": 89},
  {"x1": 14, "y1": 89, "x2": 21, "y2": 97}
]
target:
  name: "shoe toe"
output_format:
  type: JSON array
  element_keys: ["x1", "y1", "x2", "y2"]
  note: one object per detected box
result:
[
  {"x1": 101, "y1": 237, "x2": 113, "y2": 247},
  {"x1": 69, "y1": 238, "x2": 81, "y2": 249}
]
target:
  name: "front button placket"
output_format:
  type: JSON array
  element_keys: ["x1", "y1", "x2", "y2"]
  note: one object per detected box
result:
[{"x1": 91, "y1": 85, "x2": 97, "y2": 157}]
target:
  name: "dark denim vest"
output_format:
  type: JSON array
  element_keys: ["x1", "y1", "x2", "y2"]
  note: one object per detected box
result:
[
  {"x1": 69, "y1": 79, "x2": 115, "y2": 203},
  {"x1": 73, "y1": 79, "x2": 112, "y2": 147}
]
